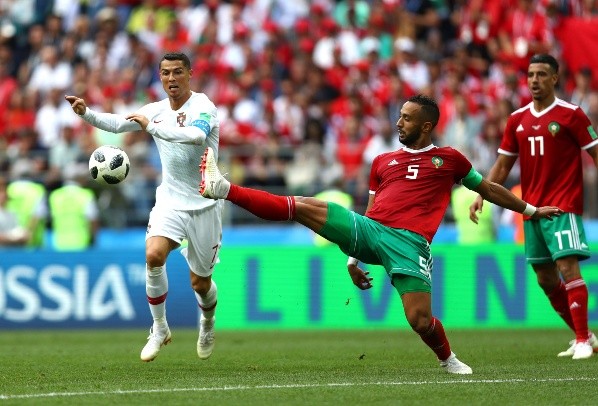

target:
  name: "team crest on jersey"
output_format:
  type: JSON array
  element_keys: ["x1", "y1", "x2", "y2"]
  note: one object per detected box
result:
[
  {"x1": 177, "y1": 112, "x2": 186, "y2": 127},
  {"x1": 548, "y1": 121, "x2": 560, "y2": 136},
  {"x1": 431, "y1": 156, "x2": 443, "y2": 168}
]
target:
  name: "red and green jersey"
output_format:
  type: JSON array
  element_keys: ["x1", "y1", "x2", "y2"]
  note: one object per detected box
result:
[
  {"x1": 366, "y1": 145, "x2": 473, "y2": 243},
  {"x1": 499, "y1": 98, "x2": 598, "y2": 214}
]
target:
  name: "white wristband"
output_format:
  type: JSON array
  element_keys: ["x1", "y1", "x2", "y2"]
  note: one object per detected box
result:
[
  {"x1": 347, "y1": 257, "x2": 358, "y2": 266},
  {"x1": 522, "y1": 203, "x2": 537, "y2": 217}
]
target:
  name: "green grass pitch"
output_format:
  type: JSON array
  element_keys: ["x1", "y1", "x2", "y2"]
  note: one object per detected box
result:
[{"x1": 1, "y1": 329, "x2": 597, "y2": 405}]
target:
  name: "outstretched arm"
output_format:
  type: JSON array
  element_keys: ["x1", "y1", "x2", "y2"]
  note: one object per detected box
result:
[
  {"x1": 127, "y1": 113, "x2": 208, "y2": 145},
  {"x1": 472, "y1": 178, "x2": 562, "y2": 222},
  {"x1": 65, "y1": 95, "x2": 140, "y2": 133}
]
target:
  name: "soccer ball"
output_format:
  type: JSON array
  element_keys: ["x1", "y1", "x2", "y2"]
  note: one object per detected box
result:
[{"x1": 88, "y1": 145, "x2": 130, "y2": 185}]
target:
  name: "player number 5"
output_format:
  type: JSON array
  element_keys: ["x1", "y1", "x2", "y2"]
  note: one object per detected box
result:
[{"x1": 407, "y1": 165, "x2": 419, "y2": 179}]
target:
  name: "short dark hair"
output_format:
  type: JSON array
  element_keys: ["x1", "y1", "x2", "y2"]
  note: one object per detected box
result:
[
  {"x1": 529, "y1": 54, "x2": 559, "y2": 74},
  {"x1": 160, "y1": 52, "x2": 191, "y2": 70},
  {"x1": 408, "y1": 94, "x2": 440, "y2": 129}
]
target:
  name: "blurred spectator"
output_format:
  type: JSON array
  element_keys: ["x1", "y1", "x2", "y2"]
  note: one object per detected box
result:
[
  {"x1": 6, "y1": 169, "x2": 47, "y2": 248},
  {"x1": 363, "y1": 117, "x2": 403, "y2": 166},
  {"x1": 0, "y1": 175, "x2": 29, "y2": 247},
  {"x1": 360, "y1": 28, "x2": 391, "y2": 65},
  {"x1": 94, "y1": 6, "x2": 131, "y2": 71},
  {"x1": 27, "y1": 44, "x2": 72, "y2": 97},
  {"x1": 452, "y1": 184, "x2": 496, "y2": 244},
  {"x1": 569, "y1": 66, "x2": 594, "y2": 115},
  {"x1": 312, "y1": 18, "x2": 339, "y2": 70},
  {"x1": 284, "y1": 117, "x2": 326, "y2": 195},
  {"x1": 438, "y1": 93, "x2": 484, "y2": 159},
  {"x1": 332, "y1": 114, "x2": 370, "y2": 195},
  {"x1": 394, "y1": 37, "x2": 430, "y2": 93},
  {"x1": 13, "y1": 23, "x2": 45, "y2": 83},
  {"x1": 48, "y1": 163, "x2": 99, "y2": 251},
  {"x1": 127, "y1": 0, "x2": 174, "y2": 36},
  {"x1": 272, "y1": 78, "x2": 304, "y2": 145},
  {"x1": 6, "y1": 129, "x2": 48, "y2": 184},
  {"x1": 34, "y1": 87, "x2": 78, "y2": 149},
  {"x1": 497, "y1": 0, "x2": 552, "y2": 72},
  {"x1": 47, "y1": 124, "x2": 85, "y2": 183}
]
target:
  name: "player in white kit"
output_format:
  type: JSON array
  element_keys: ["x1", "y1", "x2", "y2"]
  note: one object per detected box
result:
[{"x1": 65, "y1": 52, "x2": 222, "y2": 362}]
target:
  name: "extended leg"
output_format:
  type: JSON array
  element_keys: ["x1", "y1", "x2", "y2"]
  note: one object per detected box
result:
[{"x1": 200, "y1": 146, "x2": 329, "y2": 232}]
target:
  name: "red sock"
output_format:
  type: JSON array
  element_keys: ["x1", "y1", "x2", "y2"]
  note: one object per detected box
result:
[
  {"x1": 565, "y1": 278, "x2": 589, "y2": 342},
  {"x1": 419, "y1": 317, "x2": 452, "y2": 361},
  {"x1": 227, "y1": 184, "x2": 296, "y2": 221},
  {"x1": 547, "y1": 280, "x2": 575, "y2": 331}
]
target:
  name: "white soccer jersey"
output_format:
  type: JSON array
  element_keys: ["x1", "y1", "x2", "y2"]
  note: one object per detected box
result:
[{"x1": 81, "y1": 91, "x2": 219, "y2": 210}]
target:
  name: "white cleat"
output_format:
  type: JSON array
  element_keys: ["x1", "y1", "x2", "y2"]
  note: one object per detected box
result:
[
  {"x1": 197, "y1": 315, "x2": 215, "y2": 360},
  {"x1": 199, "y1": 147, "x2": 230, "y2": 199},
  {"x1": 557, "y1": 332, "x2": 598, "y2": 357},
  {"x1": 572, "y1": 341, "x2": 594, "y2": 360},
  {"x1": 140, "y1": 326, "x2": 172, "y2": 362},
  {"x1": 439, "y1": 352, "x2": 473, "y2": 375}
]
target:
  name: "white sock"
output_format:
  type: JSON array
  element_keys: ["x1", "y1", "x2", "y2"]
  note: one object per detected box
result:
[
  {"x1": 195, "y1": 280, "x2": 217, "y2": 319},
  {"x1": 146, "y1": 264, "x2": 168, "y2": 328}
]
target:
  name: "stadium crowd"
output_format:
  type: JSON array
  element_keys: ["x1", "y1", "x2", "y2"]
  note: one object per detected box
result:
[{"x1": 0, "y1": 0, "x2": 597, "y2": 232}]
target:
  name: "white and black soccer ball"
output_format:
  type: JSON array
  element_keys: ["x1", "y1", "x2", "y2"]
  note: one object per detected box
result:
[{"x1": 88, "y1": 145, "x2": 130, "y2": 185}]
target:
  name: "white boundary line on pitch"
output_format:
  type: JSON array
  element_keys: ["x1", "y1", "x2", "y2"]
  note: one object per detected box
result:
[{"x1": 1, "y1": 377, "x2": 596, "y2": 400}]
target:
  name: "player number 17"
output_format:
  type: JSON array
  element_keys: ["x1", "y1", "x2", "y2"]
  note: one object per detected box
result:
[
  {"x1": 527, "y1": 136, "x2": 544, "y2": 156},
  {"x1": 554, "y1": 230, "x2": 573, "y2": 250}
]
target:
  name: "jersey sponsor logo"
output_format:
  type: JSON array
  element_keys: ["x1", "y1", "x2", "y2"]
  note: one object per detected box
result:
[
  {"x1": 532, "y1": 125, "x2": 541, "y2": 130},
  {"x1": 177, "y1": 112, "x2": 186, "y2": 127},
  {"x1": 431, "y1": 156, "x2": 443, "y2": 168},
  {"x1": 548, "y1": 121, "x2": 560, "y2": 136},
  {"x1": 191, "y1": 119, "x2": 211, "y2": 134},
  {"x1": 387, "y1": 159, "x2": 399, "y2": 166},
  {"x1": 516, "y1": 124, "x2": 524, "y2": 132},
  {"x1": 588, "y1": 125, "x2": 598, "y2": 140},
  {"x1": 153, "y1": 119, "x2": 163, "y2": 123}
]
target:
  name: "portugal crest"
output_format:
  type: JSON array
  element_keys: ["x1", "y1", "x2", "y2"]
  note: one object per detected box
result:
[
  {"x1": 548, "y1": 121, "x2": 560, "y2": 136},
  {"x1": 177, "y1": 112, "x2": 187, "y2": 127},
  {"x1": 431, "y1": 156, "x2": 443, "y2": 168}
]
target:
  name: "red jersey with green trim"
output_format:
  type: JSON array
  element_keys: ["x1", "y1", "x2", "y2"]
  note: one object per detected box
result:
[
  {"x1": 366, "y1": 145, "x2": 473, "y2": 243},
  {"x1": 499, "y1": 98, "x2": 598, "y2": 214}
]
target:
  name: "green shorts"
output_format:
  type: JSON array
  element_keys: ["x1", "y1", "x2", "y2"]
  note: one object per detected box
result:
[
  {"x1": 318, "y1": 202, "x2": 433, "y2": 286},
  {"x1": 523, "y1": 213, "x2": 591, "y2": 264}
]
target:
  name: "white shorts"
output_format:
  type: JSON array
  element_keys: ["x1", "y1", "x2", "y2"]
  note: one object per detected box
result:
[{"x1": 146, "y1": 201, "x2": 223, "y2": 277}]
